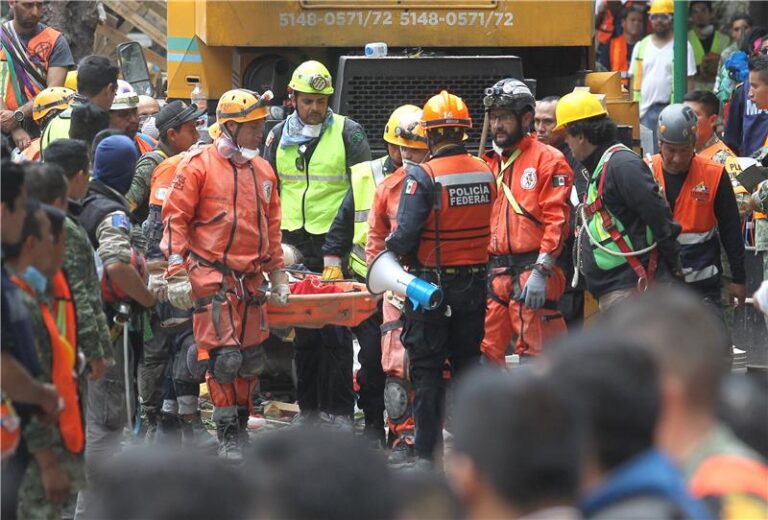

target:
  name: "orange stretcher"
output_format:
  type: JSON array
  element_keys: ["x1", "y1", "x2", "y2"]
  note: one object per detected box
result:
[{"x1": 267, "y1": 281, "x2": 380, "y2": 329}]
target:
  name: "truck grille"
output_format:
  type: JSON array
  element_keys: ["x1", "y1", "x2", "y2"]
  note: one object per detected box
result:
[{"x1": 333, "y1": 56, "x2": 529, "y2": 156}]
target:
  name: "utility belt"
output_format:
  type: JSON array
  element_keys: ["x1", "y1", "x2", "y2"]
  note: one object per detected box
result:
[
  {"x1": 488, "y1": 251, "x2": 539, "y2": 271},
  {"x1": 487, "y1": 252, "x2": 558, "y2": 311},
  {"x1": 189, "y1": 251, "x2": 266, "y2": 307},
  {"x1": 412, "y1": 264, "x2": 487, "y2": 277}
]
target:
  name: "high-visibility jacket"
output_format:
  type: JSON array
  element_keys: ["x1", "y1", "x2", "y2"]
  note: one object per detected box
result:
[
  {"x1": 275, "y1": 114, "x2": 348, "y2": 234},
  {"x1": 416, "y1": 154, "x2": 495, "y2": 267},
  {"x1": 609, "y1": 35, "x2": 629, "y2": 73},
  {"x1": 483, "y1": 135, "x2": 572, "y2": 257},
  {"x1": 0, "y1": 24, "x2": 61, "y2": 110},
  {"x1": 651, "y1": 154, "x2": 722, "y2": 284},
  {"x1": 688, "y1": 29, "x2": 729, "y2": 67},
  {"x1": 366, "y1": 168, "x2": 406, "y2": 266},
  {"x1": 161, "y1": 141, "x2": 283, "y2": 277},
  {"x1": 11, "y1": 272, "x2": 84, "y2": 454},
  {"x1": 135, "y1": 133, "x2": 156, "y2": 155},
  {"x1": 584, "y1": 144, "x2": 655, "y2": 273},
  {"x1": 349, "y1": 156, "x2": 388, "y2": 277}
]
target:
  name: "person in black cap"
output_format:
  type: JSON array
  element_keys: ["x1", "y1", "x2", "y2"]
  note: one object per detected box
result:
[
  {"x1": 126, "y1": 100, "x2": 205, "y2": 222},
  {"x1": 122, "y1": 99, "x2": 206, "y2": 442}
]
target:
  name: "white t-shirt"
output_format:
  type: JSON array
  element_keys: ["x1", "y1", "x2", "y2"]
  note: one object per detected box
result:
[{"x1": 628, "y1": 37, "x2": 696, "y2": 118}]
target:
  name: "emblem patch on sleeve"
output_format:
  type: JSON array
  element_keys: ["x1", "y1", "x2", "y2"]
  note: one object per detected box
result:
[
  {"x1": 111, "y1": 213, "x2": 132, "y2": 232},
  {"x1": 520, "y1": 168, "x2": 537, "y2": 190},
  {"x1": 552, "y1": 175, "x2": 568, "y2": 187},
  {"x1": 405, "y1": 179, "x2": 418, "y2": 195}
]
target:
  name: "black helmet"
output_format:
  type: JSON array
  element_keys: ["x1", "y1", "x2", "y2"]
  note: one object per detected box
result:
[{"x1": 483, "y1": 78, "x2": 535, "y2": 114}]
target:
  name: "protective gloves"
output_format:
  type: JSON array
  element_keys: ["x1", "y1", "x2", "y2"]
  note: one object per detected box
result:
[
  {"x1": 166, "y1": 269, "x2": 194, "y2": 310},
  {"x1": 269, "y1": 269, "x2": 290, "y2": 306},
  {"x1": 520, "y1": 253, "x2": 554, "y2": 310},
  {"x1": 147, "y1": 272, "x2": 168, "y2": 303},
  {"x1": 521, "y1": 268, "x2": 548, "y2": 310},
  {"x1": 321, "y1": 256, "x2": 344, "y2": 281}
]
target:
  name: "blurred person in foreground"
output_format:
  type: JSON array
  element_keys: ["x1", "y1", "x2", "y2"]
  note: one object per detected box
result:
[
  {"x1": 447, "y1": 368, "x2": 582, "y2": 519},
  {"x1": 547, "y1": 332, "x2": 710, "y2": 519},
  {"x1": 603, "y1": 287, "x2": 768, "y2": 518}
]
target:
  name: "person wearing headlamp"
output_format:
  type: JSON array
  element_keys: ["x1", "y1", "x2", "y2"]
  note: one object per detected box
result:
[
  {"x1": 161, "y1": 88, "x2": 288, "y2": 462},
  {"x1": 479, "y1": 79, "x2": 573, "y2": 366}
]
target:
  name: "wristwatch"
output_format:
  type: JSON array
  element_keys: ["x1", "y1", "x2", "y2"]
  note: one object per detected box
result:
[{"x1": 13, "y1": 109, "x2": 24, "y2": 124}]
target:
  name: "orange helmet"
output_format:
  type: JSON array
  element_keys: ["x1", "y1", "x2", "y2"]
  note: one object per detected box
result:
[{"x1": 421, "y1": 90, "x2": 472, "y2": 131}]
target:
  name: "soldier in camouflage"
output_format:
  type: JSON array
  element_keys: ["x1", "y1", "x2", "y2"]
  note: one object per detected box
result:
[{"x1": 5, "y1": 203, "x2": 85, "y2": 520}]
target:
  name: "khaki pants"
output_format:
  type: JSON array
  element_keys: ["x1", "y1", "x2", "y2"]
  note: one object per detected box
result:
[{"x1": 597, "y1": 288, "x2": 635, "y2": 311}]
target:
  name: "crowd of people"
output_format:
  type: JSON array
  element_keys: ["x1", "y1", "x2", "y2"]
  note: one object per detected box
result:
[{"x1": 1, "y1": 0, "x2": 768, "y2": 518}]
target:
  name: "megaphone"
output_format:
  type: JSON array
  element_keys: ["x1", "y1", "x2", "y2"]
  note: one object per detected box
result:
[{"x1": 366, "y1": 250, "x2": 443, "y2": 310}]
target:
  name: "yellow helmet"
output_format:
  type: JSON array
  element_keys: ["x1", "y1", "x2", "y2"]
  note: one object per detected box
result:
[
  {"x1": 649, "y1": 0, "x2": 674, "y2": 15},
  {"x1": 208, "y1": 122, "x2": 222, "y2": 140},
  {"x1": 216, "y1": 89, "x2": 271, "y2": 125},
  {"x1": 383, "y1": 105, "x2": 428, "y2": 149},
  {"x1": 554, "y1": 90, "x2": 608, "y2": 131},
  {"x1": 33, "y1": 87, "x2": 76, "y2": 123},
  {"x1": 64, "y1": 70, "x2": 78, "y2": 91},
  {"x1": 289, "y1": 60, "x2": 334, "y2": 95}
]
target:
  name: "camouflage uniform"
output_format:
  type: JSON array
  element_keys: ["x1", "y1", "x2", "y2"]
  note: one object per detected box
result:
[
  {"x1": 753, "y1": 181, "x2": 768, "y2": 282},
  {"x1": 125, "y1": 145, "x2": 171, "y2": 222},
  {"x1": 14, "y1": 284, "x2": 85, "y2": 520},
  {"x1": 63, "y1": 211, "x2": 112, "y2": 366}
]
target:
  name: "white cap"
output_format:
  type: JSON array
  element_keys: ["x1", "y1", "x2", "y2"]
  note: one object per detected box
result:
[{"x1": 111, "y1": 92, "x2": 140, "y2": 111}]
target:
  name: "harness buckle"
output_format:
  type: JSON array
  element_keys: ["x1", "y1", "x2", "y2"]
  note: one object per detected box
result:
[
  {"x1": 636, "y1": 275, "x2": 648, "y2": 292},
  {"x1": 233, "y1": 274, "x2": 247, "y2": 301}
]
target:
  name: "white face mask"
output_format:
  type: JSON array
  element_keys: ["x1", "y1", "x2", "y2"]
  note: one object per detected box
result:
[
  {"x1": 141, "y1": 116, "x2": 160, "y2": 139},
  {"x1": 239, "y1": 147, "x2": 260, "y2": 160},
  {"x1": 301, "y1": 123, "x2": 322, "y2": 138}
]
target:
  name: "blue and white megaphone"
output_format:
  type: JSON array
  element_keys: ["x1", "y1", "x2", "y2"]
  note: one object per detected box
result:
[{"x1": 366, "y1": 250, "x2": 443, "y2": 310}]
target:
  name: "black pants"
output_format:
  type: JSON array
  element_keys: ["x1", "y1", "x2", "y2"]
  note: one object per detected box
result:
[
  {"x1": 352, "y1": 301, "x2": 385, "y2": 429},
  {"x1": 401, "y1": 270, "x2": 486, "y2": 460},
  {"x1": 559, "y1": 290, "x2": 585, "y2": 330},
  {"x1": 294, "y1": 326, "x2": 355, "y2": 416}
]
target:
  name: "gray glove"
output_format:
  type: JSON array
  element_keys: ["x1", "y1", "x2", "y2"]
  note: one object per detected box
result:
[
  {"x1": 167, "y1": 269, "x2": 194, "y2": 310},
  {"x1": 521, "y1": 268, "x2": 548, "y2": 310},
  {"x1": 268, "y1": 270, "x2": 290, "y2": 306}
]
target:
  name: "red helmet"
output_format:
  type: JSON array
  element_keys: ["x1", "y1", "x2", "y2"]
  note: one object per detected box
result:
[{"x1": 101, "y1": 249, "x2": 147, "y2": 303}]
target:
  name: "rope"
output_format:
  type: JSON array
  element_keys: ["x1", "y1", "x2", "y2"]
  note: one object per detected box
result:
[{"x1": 571, "y1": 204, "x2": 658, "y2": 289}]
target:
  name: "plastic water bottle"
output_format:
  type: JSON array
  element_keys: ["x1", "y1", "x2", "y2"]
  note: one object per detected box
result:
[
  {"x1": 190, "y1": 82, "x2": 207, "y2": 112},
  {"x1": 365, "y1": 42, "x2": 388, "y2": 58}
]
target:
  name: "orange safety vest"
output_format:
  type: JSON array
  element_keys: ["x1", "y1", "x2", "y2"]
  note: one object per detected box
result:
[
  {"x1": 11, "y1": 272, "x2": 84, "y2": 454},
  {"x1": 699, "y1": 139, "x2": 734, "y2": 163},
  {"x1": 0, "y1": 25, "x2": 61, "y2": 110},
  {"x1": 149, "y1": 154, "x2": 183, "y2": 207},
  {"x1": 416, "y1": 153, "x2": 495, "y2": 267},
  {"x1": 651, "y1": 155, "x2": 722, "y2": 284},
  {"x1": 609, "y1": 35, "x2": 629, "y2": 73}
]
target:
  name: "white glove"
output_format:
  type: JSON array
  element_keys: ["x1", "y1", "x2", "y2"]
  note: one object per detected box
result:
[
  {"x1": 148, "y1": 272, "x2": 168, "y2": 303},
  {"x1": 269, "y1": 270, "x2": 290, "y2": 306},
  {"x1": 166, "y1": 269, "x2": 194, "y2": 310}
]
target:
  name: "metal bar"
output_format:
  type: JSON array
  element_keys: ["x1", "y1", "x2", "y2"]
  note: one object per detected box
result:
[{"x1": 672, "y1": 0, "x2": 688, "y2": 103}]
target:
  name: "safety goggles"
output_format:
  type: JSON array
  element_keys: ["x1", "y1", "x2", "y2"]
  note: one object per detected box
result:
[
  {"x1": 649, "y1": 13, "x2": 672, "y2": 22},
  {"x1": 483, "y1": 84, "x2": 516, "y2": 108},
  {"x1": 308, "y1": 74, "x2": 331, "y2": 92}
]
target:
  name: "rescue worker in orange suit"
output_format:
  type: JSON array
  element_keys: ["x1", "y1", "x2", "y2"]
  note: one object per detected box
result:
[
  {"x1": 263, "y1": 61, "x2": 371, "y2": 428},
  {"x1": 556, "y1": 90, "x2": 683, "y2": 310},
  {"x1": 650, "y1": 104, "x2": 746, "y2": 313},
  {"x1": 321, "y1": 105, "x2": 417, "y2": 446},
  {"x1": 161, "y1": 89, "x2": 288, "y2": 462},
  {"x1": 132, "y1": 101, "x2": 210, "y2": 444},
  {"x1": 385, "y1": 91, "x2": 495, "y2": 464},
  {"x1": 366, "y1": 108, "x2": 430, "y2": 462},
  {"x1": 480, "y1": 79, "x2": 572, "y2": 365},
  {"x1": 0, "y1": 0, "x2": 74, "y2": 151}
]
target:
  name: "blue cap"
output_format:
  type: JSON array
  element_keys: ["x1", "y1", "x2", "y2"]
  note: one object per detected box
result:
[{"x1": 93, "y1": 135, "x2": 139, "y2": 195}]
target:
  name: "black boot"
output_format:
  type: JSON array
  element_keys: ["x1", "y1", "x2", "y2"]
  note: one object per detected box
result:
[
  {"x1": 156, "y1": 411, "x2": 182, "y2": 444},
  {"x1": 237, "y1": 408, "x2": 251, "y2": 448},
  {"x1": 216, "y1": 417, "x2": 243, "y2": 463},
  {"x1": 363, "y1": 408, "x2": 386, "y2": 448},
  {"x1": 180, "y1": 414, "x2": 217, "y2": 452}
]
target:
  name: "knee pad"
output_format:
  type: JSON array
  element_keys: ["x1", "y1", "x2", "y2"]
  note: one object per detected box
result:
[
  {"x1": 238, "y1": 344, "x2": 265, "y2": 379},
  {"x1": 384, "y1": 376, "x2": 412, "y2": 425},
  {"x1": 211, "y1": 346, "x2": 242, "y2": 385},
  {"x1": 176, "y1": 395, "x2": 198, "y2": 416},
  {"x1": 185, "y1": 340, "x2": 208, "y2": 382}
]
